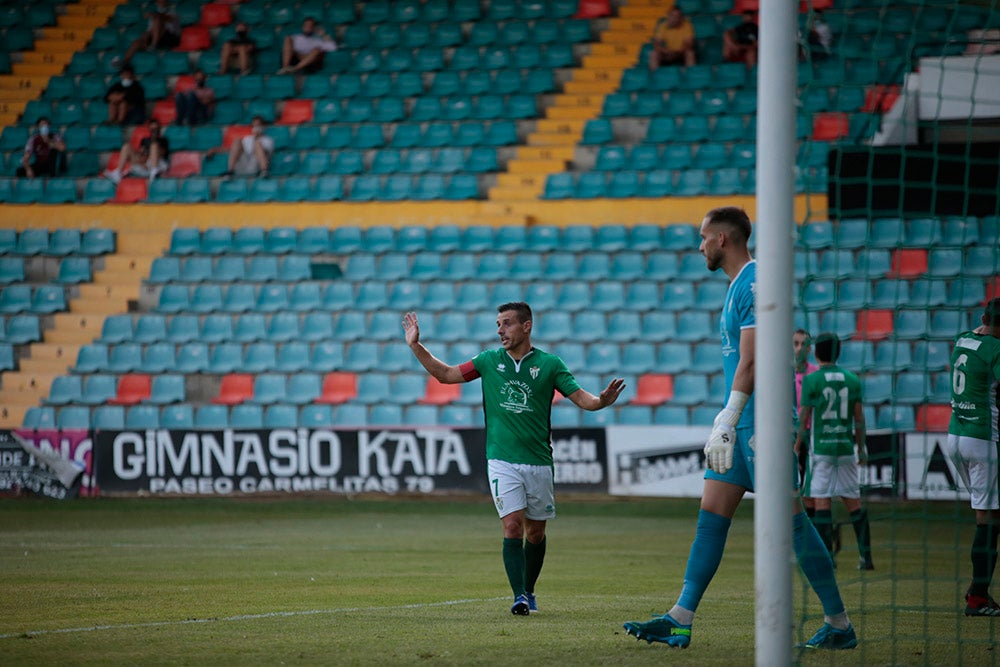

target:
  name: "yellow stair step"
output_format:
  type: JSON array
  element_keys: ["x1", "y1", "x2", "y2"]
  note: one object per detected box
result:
[
  {"x1": 582, "y1": 54, "x2": 638, "y2": 68},
  {"x1": 40, "y1": 27, "x2": 95, "y2": 42},
  {"x1": 545, "y1": 106, "x2": 602, "y2": 120},
  {"x1": 78, "y1": 284, "x2": 139, "y2": 301},
  {"x1": 515, "y1": 145, "x2": 575, "y2": 161},
  {"x1": 1, "y1": 88, "x2": 43, "y2": 102},
  {"x1": 27, "y1": 343, "x2": 81, "y2": 363},
  {"x1": 608, "y1": 17, "x2": 661, "y2": 32},
  {"x1": 102, "y1": 255, "x2": 155, "y2": 274},
  {"x1": 590, "y1": 42, "x2": 643, "y2": 57},
  {"x1": 563, "y1": 80, "x2": 620, "y2": 95},
  {"x1": 12, "y1": 64, "x2": 64, "y2": 77},
  {"x1": 552, "y1": 93, "x2": 607, "y2": 107},
  {"x1": 114, "y1": 233, "x2": 170, "y2": 256},
  {"x1": 507, "y1": 158, "x2": 566, "y2": 174},
  {"x1": 0, "y1": 404, "x2": 29, "y2": 429},
  {"x1": 535, "y1": 119, "x2": 587, "y2": 133},
  {"x1": 0, "y1": 76, "x2": 50, "y2": 90},
  {"x1": 619, "y1": 5, "x2": 671, "y2": 18},
  {"x1": 496, "y1": 173, "x2": 547, "y2": 188},
  {"x1": 30, "y1": 38, "x2": 89, "y2": 53},
  {"x1": 571, "y1": 69, "x2": 624, "y2": 84},
  {"x1": 18, "y1": 358, "x2": 75, "y2": 375},
  {"x1": 526, "y1": 133, "x2": 581, "y2": 146},
  {"x1": 66, "y1": 3, "x2": 119, "y2": 15},
  {"x1": 487, "y1": 185, "x2": 542, "y2": 201},
  {"x1": 20, "y1": 53, "x2": 74, "y2": 68},
  {"x1": 1, "y1": 371, "x2": 58, "y2": 394},
  {"x1": 69, "y1": 298, "x2": 130, "y2": 315},
  {"x1": 57, "y1": 15, "x2": 109, "y2": 29}
]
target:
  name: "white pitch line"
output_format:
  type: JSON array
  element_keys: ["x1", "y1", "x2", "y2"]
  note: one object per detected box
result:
[{"x1": 0, "y1": 597, "x2": 508, "y2": 640}]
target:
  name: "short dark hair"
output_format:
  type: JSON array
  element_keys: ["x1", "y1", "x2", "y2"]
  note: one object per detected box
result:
[
  {"x1": 705, "y1": 206, "x2": 752, "y2": 245},
  {"x1": 985, "y1": 298, "x2": 1000, "y2": 325},
  {"x1": 794, "y1": 328, "x2": 810, "y2": 338},
  {"x1": 252, "y1": 115, "x2": 266, "y2": 125},
  {"x1": 497, "y1": 301, "x2": 532, "y2": 323},
  {"x1": 813, "y1": 332, "x2": 841, "y2": 363}
]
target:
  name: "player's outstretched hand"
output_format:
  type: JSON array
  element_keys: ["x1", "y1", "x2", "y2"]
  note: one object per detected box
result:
[
  {"x1": 704, "y1": 421, "x2": 736, "y2": 474},
  {"x1": 599, "y1": 377, "x2": 626, "y2": 408},
  {"x1": 402, "y1": 311, "x2": 420, "y2": 345}
]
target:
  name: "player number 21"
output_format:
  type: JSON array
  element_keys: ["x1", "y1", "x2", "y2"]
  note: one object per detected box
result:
[{"x1": 821, "y1": 386, "x2": 849, "y2": 420}]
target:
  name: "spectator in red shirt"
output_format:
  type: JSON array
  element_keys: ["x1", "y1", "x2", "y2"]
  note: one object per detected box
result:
[{"x1": 16, "y1": 117, "x2": 66, "y2": 178}]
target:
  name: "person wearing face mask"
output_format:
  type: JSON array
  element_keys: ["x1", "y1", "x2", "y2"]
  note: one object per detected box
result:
[
  {"x1": 104, "y1": 120, "x2": 170, "y2": 184},
  {"x1": 174, "y1": 69, "x2": 216, "y2": 126},
  {"x1": 225, "y1": 116, "x2": 274, "y2": 177},
  {"x1": 219, "y1": 22, "x2": 256, "y2": 75},
  {"x1": 278, "y1": 17, "x2": 337, "y2": 75},
  {"x1": 16, "y1": 117, "x2": 67, "y2": 178},
  {"x1": 104, "y1": 65, "x2": 147, "y2": 125}
]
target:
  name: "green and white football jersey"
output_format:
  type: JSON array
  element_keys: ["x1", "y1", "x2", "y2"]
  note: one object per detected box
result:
[
  {"x1": 948, "y1": 332, "x2": 1000, "y2": 442},
  {"x1": 800, "y1": 364, "x2": 863, "y2": 456},
  {"x1": 469, "y1": 347, "x2": 581, "y2": 466}
]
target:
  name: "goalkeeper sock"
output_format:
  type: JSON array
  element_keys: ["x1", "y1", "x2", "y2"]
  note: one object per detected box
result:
[
  {"x1": 793, "y1": 511, "x2": 846, "y2": 618},
  {"x1": 970, "y1": 523, "x2": 998, "y2": 597},
  {"x1": 524, "y1": 536, "x2": 546, "y2": 594},
  {"x1": 502, "y1": 538, "x2": 526, "y2": 598},
  {"x1": 676, "y1": 509, "x2": 731, "y2": 613},
  {"x1": 850, "y1": 508, "x2": 872, "y2": 562},
  {"x1": 812, "y1": 509, "x2": 834, "y2": 555}
]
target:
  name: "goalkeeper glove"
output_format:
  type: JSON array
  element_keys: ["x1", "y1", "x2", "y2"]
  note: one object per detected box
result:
[{"x1": 704, "y1": 391, "x2": 749, "y2": 474}]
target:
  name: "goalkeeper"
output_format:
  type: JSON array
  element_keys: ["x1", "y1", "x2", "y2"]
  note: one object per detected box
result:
[{"x1": 623, "y1": 207, "x2": 856, "y2": 650}]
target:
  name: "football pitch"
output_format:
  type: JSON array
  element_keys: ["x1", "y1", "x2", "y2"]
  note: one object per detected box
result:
[{"x1": 1, "y1": 495, "x2": 997, "y2": 666}]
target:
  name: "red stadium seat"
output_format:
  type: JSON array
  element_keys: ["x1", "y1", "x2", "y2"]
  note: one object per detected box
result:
[
  {"x1": 864, "y1": 85, "x2": 900, "y2": 113},
  {"x1": 177, "y1": 26, "x2": 211, "y2": 52},
  {"x1": 855, "y1": 309, "x2": 894, "y2": 341},
  {"x1": 151, "y1": 100, "x2": 177, "y2": 125},
  {"x1": 316, "y1": 372, "x2": 357, "y2": 404},
  {"x1": 916, "y1": 404, "x2": 951, "y2": 432},
  {"x1": 113, "y1": 178, "x2": 148, "y2": 203},
  {"x1": 985, "y1": 277, "x2": 1000, "y2": 303},
  {"x1": 419, "y1": 377, "x2": 460, "y2": 405},
  {"x1": 631, "y1": 373, "x2": 675, "y2": 406},
  {"x1": 110, "y1": 374, "x2": 152, "y2": 406},
  {"x1": 889, "y1": 249, "x2": 928, "y2": 278},
  {"x1": 174, "y1": 74, "x2": 197, "y2": 94},
  {"x1": 812, "y1": 112, "x2": 850, "y2": 141},
  {"x1": 733, "y1": 0, "x2": 759, "y2": 12},
  {"x1": 278, "y1": 99, "x2": 315, "y2": 125},
  {"x1": 575, "y1": 0, "x2": 611, "y2": 18},
  {"x1": 200, "y1": 3, "x2": 232, "y2": 27},
  {"x1": 222, "y1": 124, "x2": 252, "y2": 149},
  {"x1": 213, "y1": 373, "x2": 254, "y2": 405},
  {"x1": 130, "y1": 125, "x2": 150, "y2": 149},
  {"x1": 167, "y1": 151, "x2": 202, "y2": 177}
]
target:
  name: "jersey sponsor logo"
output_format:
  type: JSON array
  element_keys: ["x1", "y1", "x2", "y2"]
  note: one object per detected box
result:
[
  {"x1": 499, "y1": 380, "x2": 533, "y2": 413},
  {"x1": 497, "y1": 363, "x2": 506, "y2": 372},
  {"x1": 530, "y1": 365, "x2": 539, "y2": 379},
  {"x1": 824, "y1": 372, "x2": 845, "y2": 381},
  {"x1": 957, "y1": 337, "x2": 982, "y2": 351}
]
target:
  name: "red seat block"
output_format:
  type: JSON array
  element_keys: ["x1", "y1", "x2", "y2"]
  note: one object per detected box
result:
[
  {"x1": 316, "y1": 372, "x2": 357, "y2": 405},
  {"x1": 855, "y1": 309, "x2": 894, "y2": 341},
  {"x1": 222, "y1": 124, "x2": 252, "y2": 149},
  {"x1": 213, "y1": 373, "x2": 254, "y2": 405},
  {"x1": 864, "y1": 85, "x2": 900, "y2": 113},
  {"x1": 278, "y1": 99, "x2": 315, "y2": 125},
  {"x1": 917, "y1": 404, "x2": 951, "y2": 432},
  {"x1": 419, "y1": 377, "x2": 460, "y2": 405},
  {"x1": 110, "y1": 374, "x2": 152, "y2": 405},
  {"x1": 174, "y1": 74, "x2": 197, "y2": 94},
  {"x1": 167, "y1": 151, "x2": 202, "y2": 177},
  {"x1": 631, "y1": 373, "x2": 675, "y2": 406},
  {"x1": 151, "y1": 99, "x2": 177, "y2": 125},
  {"x1": 813, "y1": 112, "x2": 850, "y2": 141},
  {"x1": 177, "y1": 26, "x2": 211, "y2": 51},
  {"x1": 200, "y1": 3, "x2": 232, "y2": 27},
  {"x1": 113, "y1": 177, "x2": 148, "y2": 203},
  {"x1": 889, "y1": 249, "x2": 928, "y2": 278}
]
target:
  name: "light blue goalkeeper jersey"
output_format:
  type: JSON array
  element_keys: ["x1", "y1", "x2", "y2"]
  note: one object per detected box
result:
[{"x1": 721, "y1": 260, "x2": 756, "y2": 430}]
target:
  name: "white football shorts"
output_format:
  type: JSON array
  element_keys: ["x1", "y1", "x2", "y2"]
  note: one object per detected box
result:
[
  {"x1": 945, "y1": 434, "x2": 1000, "y2": 511},
  {"x1": 487, "y1": 459, "x2": 556, "y2": 520},
  {"x1": 804, "y1": 454, "x2": 860, "y2": 499}
]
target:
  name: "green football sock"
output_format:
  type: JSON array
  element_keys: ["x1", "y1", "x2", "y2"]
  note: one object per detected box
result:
[
  {"x1": 970, "y1": 523, "x2": 999, "y2": 597},
  {"x1": 812, "y1": 509, "x2": 834, "y2": 555},
  {"x1": 850, "y1": 508, "x2": 872, "y2": 562},
  {"x1": 524, "y1": 537, "x2": 546, "y2": 594},
  {"x1": 502, "y1": 537, "x2": 526, "y2": 597}
]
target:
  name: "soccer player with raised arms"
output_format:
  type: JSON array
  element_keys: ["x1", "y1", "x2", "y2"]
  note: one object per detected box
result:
[
  {"x1": 623, "y1": 207, "x2": 857, "y2": 650},
  {"x1": 945, "y1": 297, "x2": 1000, "y2": 616},
  {"x1": 795, "y1": 332, "x2": 874, "y2": 570},
  {"x1": 403, "y1": 303, "x2": 625, "y2": 615}
]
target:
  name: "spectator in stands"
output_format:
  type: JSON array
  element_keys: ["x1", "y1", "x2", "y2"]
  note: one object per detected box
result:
[
  {"x1": 800, "y1": 10, "x2": 833, "y2": 62},
  {"x1": 115, "y1": 0, "x2": 181, "y2": 69},
  {"x1": 219, "y1": 21, "x2": 256, "y2": 75},
  {"x1": 723, "y1": 11, "x2": 759, "y2": 67},
  {"x1": 225, "y1": 115, "x2": 274, "y2": 177},
  {"x1": 648, "y1": 7, "x2": 697, "y2": 70},
  {"x1": 16, "y1": 117, "x2": 66, "y2": 178},
  {"x1": 174, "y1": 69, "x2": 215, "y2": 126},
  {"x1": 278, "y1": 16, "x2": 337, "y2": 74},
  {"x1": 104, "y1": 119, "x2": 170, "y2": 184},
  {"x1": 104, "y1": 64, "x2": 146, "y2": 125}
]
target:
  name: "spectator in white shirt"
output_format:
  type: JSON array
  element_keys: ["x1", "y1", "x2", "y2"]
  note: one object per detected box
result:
[
  {"x1": 225, "y1": 115, "x2": 274, "y2": 177},
  {"x1": 278, "y1": 17, "x2": 337, "y2": 74}
]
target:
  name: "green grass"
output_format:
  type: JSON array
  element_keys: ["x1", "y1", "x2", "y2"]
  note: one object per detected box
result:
[{"x1": 1, "y1": 496, "x2": 997, "y2": 666}]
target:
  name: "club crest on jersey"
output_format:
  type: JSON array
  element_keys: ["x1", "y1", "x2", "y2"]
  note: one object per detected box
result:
[
  {"x1": 499, "y1": 380, "x2": 533, "y2": 413},
  {"x1": 497, "y1": 363, "x2": 506, "y2": 372},
  {"x1": 530, "y1": 366, "x2": 539, "y2": 379}
]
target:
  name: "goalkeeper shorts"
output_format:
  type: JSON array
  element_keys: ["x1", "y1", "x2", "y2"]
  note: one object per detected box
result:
[{"x1": 704, "y1": 427, "x2": 800, "y2": 493}]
